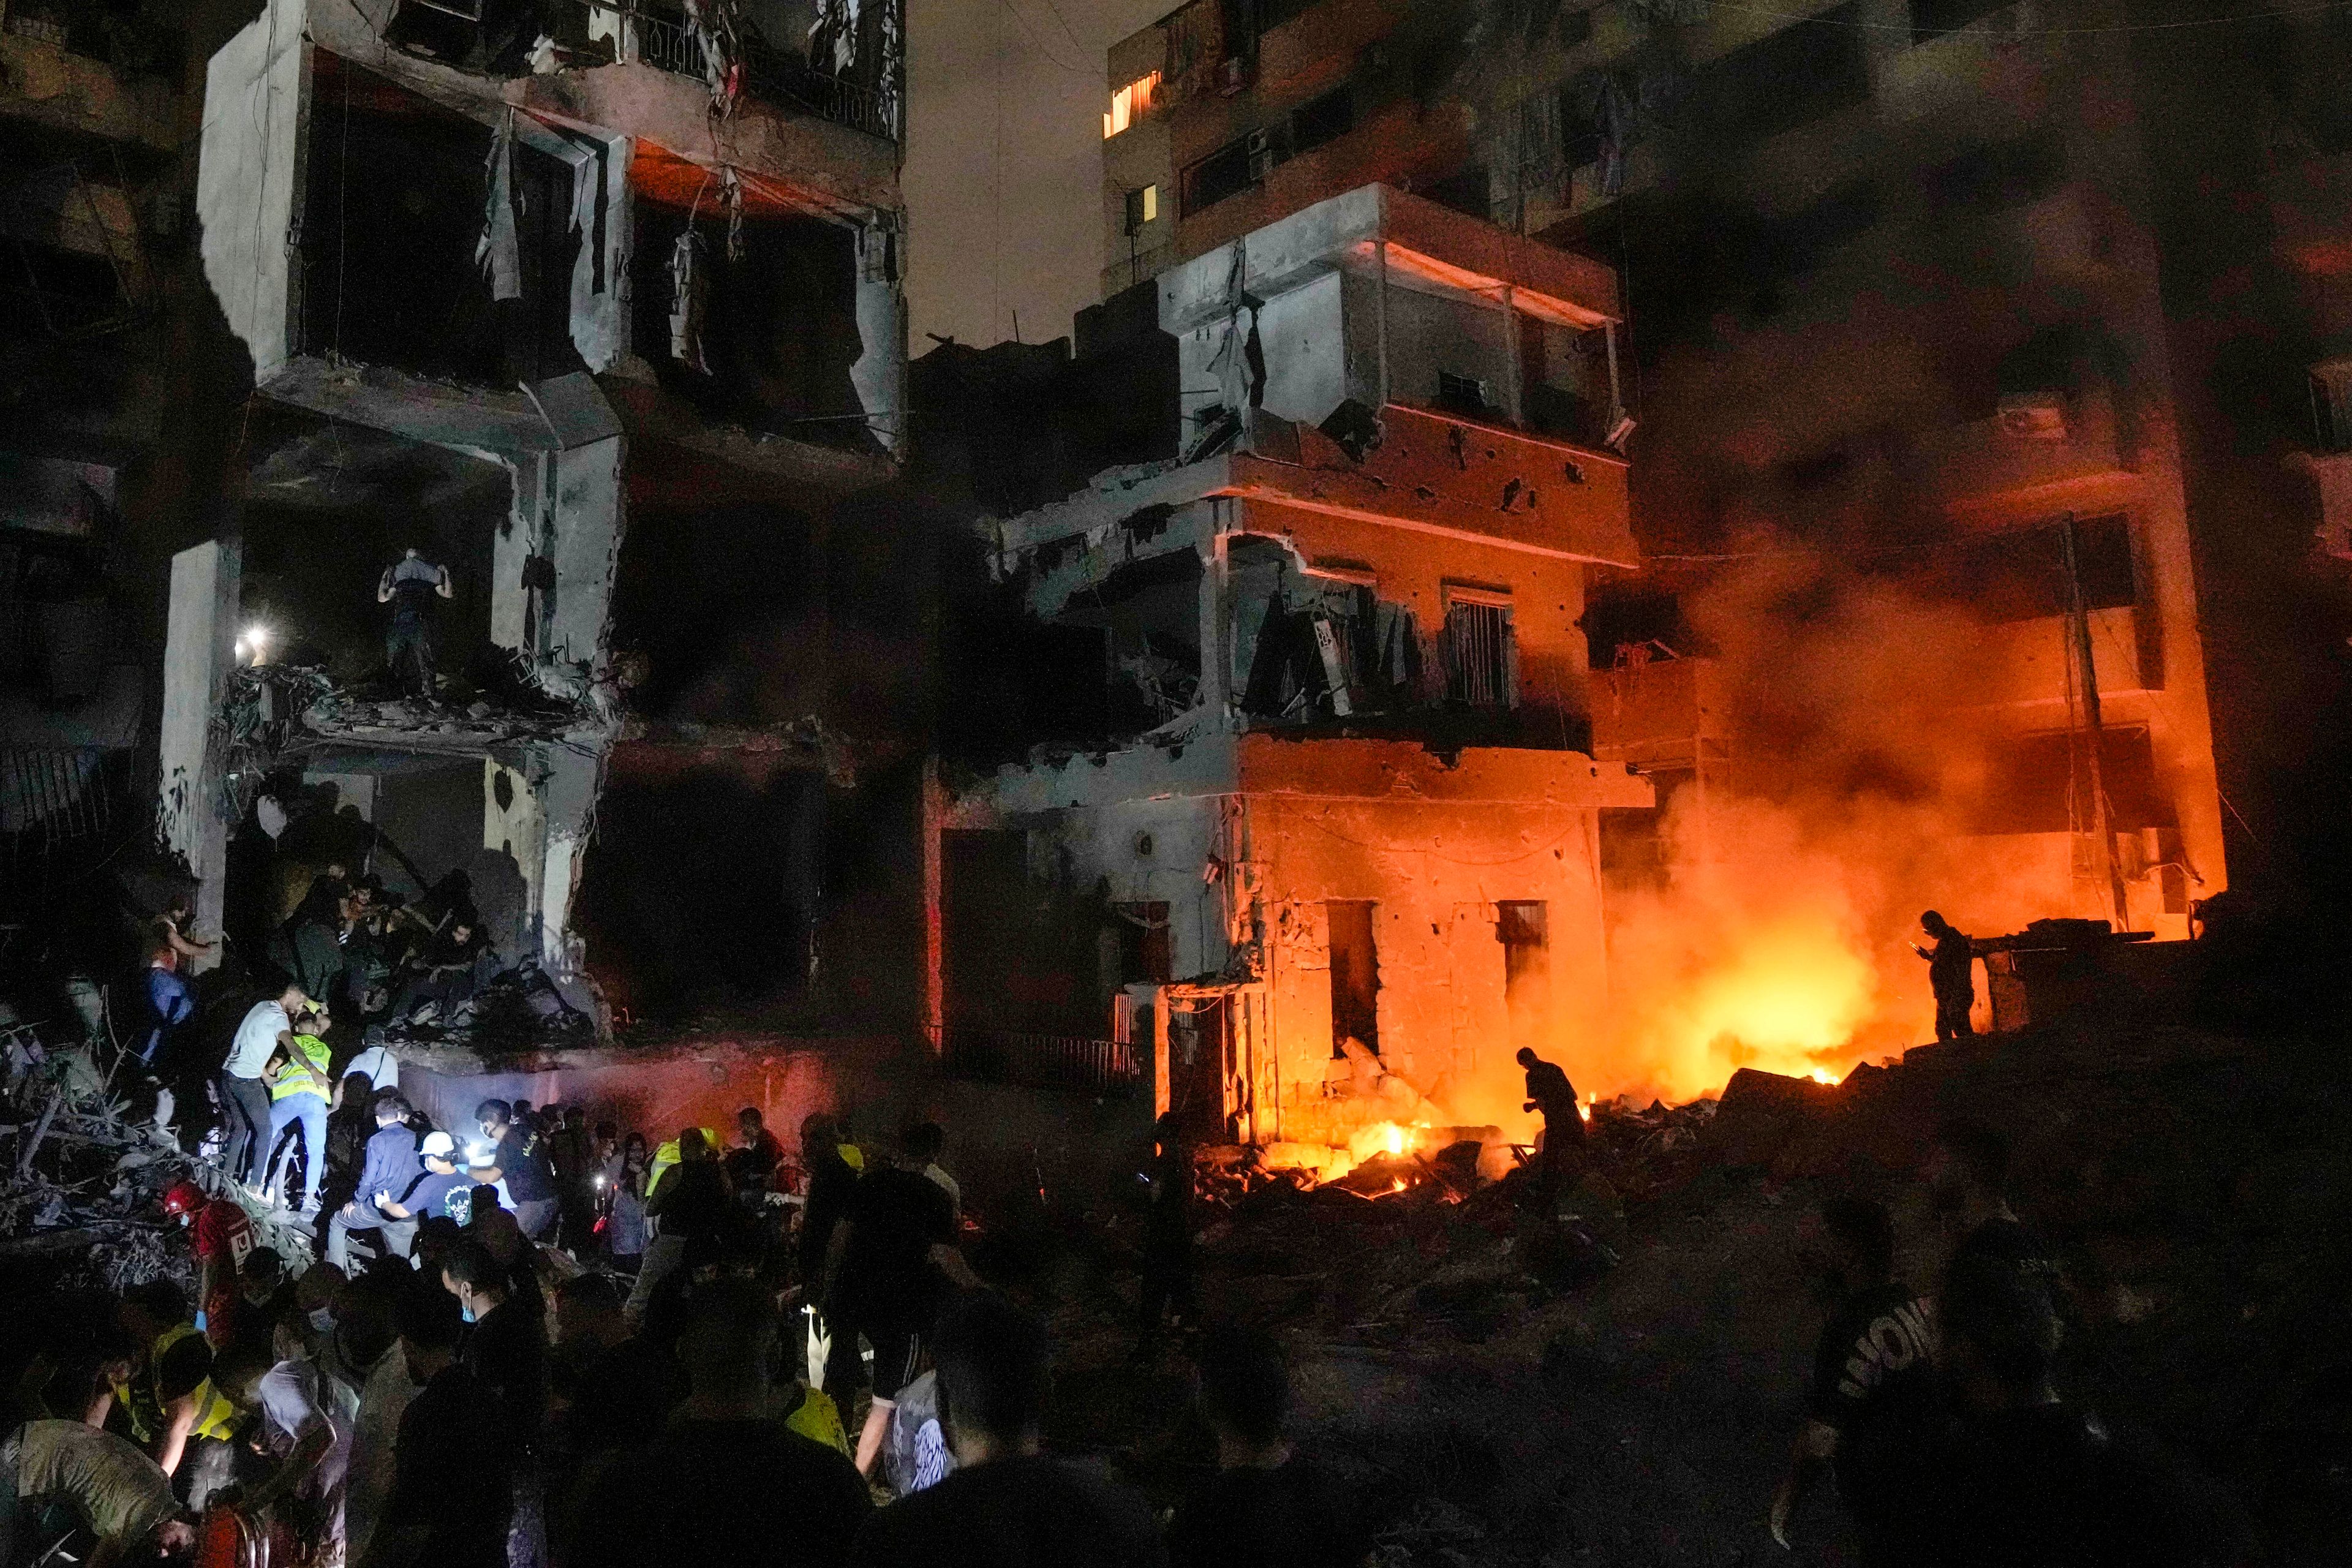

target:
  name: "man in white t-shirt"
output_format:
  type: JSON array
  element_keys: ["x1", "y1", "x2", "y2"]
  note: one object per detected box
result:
[
  {"x1": 221, "y1": 986, "x2": 306, "y2": 1191},
  {"x1": 3, "y1": 1419, "x2": 194, "y2": 1568}
]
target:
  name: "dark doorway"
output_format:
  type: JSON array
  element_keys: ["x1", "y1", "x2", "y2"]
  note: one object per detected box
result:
[
  {"x1": 1498, "y1": 900, "x2": 1549, "y2": 1055},
  {"x1": 1328, "y1": 899, "x2": 1380, "y2": 1056},
  {"x1": 1169, "y1": 995, "x2": 1231, "y2": 1144}
]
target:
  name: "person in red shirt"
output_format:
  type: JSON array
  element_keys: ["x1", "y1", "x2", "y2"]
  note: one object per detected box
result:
[{"x1": 165, "y1": 1180, "x2": 254, "y2": 1348}]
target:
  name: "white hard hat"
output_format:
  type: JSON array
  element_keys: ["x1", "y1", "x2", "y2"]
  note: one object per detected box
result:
[{"x1": 421, "y1": 1131, "x2": 458, "y2": 1158}]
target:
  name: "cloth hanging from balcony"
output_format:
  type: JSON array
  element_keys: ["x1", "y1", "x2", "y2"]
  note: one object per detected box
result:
[
  {"x1": 685, "y1": 0, "x2": 744, "y2": 115},
  {"x1": 810, "y1": 0, "x2": 860, "y2": 76},
  {"x1": 476, "y1": 110, "x2": 522, "y2": 303},
  {"x1": 669, "y1": 228, "x2": 709, "y2": 374}
]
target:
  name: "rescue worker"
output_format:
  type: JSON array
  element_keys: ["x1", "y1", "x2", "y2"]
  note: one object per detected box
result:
[
  {"x1": 376, "y1": 548, "x2": 451, "y2": 699},
  {"x1": 83, "y1": 1284, "x2": 239, "y2": 1505},
  {"x1": 263, "y1": 1006, "x2": 335, "y2": 1214},
  {"x1": 1516, "y1": 1047, "x2": 1585, "y2": 1205},
  {"x1": 1913, "y1": 911, "x2": 1976, "y2": 1042},
  {"x1": 160, "y1": 1181, "x2": 252, "y2": 1349}
]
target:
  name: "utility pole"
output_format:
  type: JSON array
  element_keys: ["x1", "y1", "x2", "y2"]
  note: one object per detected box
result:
[{"x1": 2060, "y1": 513, "x2": 2129, "y2": 927}]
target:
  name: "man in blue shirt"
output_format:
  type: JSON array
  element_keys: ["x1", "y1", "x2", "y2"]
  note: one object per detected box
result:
[
  {"x1": 328, "y1": 1091, "x2": 423, "y2": 1273},
  {"x1": 375, "y1": 1133, "x2": 472, "y2": 1262}
]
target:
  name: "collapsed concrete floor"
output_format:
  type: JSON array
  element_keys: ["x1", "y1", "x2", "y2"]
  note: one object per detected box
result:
[{"x1": 1016, "y1": 1011, "x2": 2350, "y2": 1566}]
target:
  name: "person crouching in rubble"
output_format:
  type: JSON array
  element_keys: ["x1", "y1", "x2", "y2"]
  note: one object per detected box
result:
[
  {"x1": 83, "y1": 1284, "x2": 239, "y2": 1507},
  {"x1": 330, "y1": 1091, "x2": 423, "y2": 1273},
  {"x1": 1516, "y1": 1047, "x2": 1586, "y2": 1206},
  {"x1": 369, "y1": 1132, "x2": 472, "y2": 1262},
  {"x1": 1912, "y1": 911, "x2": 1977, "y2": 1043},
  {"x1": 0, "y1": 1419, "x2": 198, "y2": 1568}
]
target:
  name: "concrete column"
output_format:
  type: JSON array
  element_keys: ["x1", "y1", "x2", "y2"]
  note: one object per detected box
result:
[
  {"x1": 851, "y1": 217, "x2": 908, "y2": 458},
  {"x1": 159, "y1": 538, "x2": 242, "y2": 971}
]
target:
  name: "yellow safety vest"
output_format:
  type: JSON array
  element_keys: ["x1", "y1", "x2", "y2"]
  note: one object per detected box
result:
[
  {"x1": 114, "y1": 1322, "x2": 238, "y2": 1445},
  {"x1": 269, "y1": 1033, "x2": 333, "y2": 1102},
  {"x1": 785, "y1": 1383, "x2": 849, "y2": 1458},
  {"x1": 647, "y1": 1128, "x2": 720, "y2": 1199}
]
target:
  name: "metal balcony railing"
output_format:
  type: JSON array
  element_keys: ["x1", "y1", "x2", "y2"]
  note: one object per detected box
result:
[
  {"x1": 573, "y1": 2, "x2": 899, "y2": 144},
  {"x1": 929, "y1": 1024, "x2": 1145, "y2": 1096}
]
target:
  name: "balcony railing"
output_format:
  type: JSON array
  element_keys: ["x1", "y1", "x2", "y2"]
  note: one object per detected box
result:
[
  {"x1": 930, "y1": 1024, "x2": 1144, "y2": 1096},
  {"x1": 570, "y1": 2, "x2": 899, "y2": 143}
]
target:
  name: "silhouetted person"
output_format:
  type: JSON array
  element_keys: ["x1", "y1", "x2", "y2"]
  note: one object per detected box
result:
[
  {"x1": 1929, "y1": 1264, "x2": 2253, "y2": 1566},
  {"x1": 1166, "y1": 1325, "x2": 1366, "y2": 1568},
  {"x1": 377, "y1": 548, "x2": 451, "y2": 699},
  {"x1": 571, "y1": 1278, "x2": 868, "y2": 1568},
  {"x1": 1914, "y1": 911, "x2": 1975, "y2": 1042},
  {"x1": 1138, "y1": 1114, "x2": 1196, "y2": 1348},
  {"x1": 1515, "y1": 1047, "x2": 1584, "y2": 1202},
  {"x1": 1770, "y1": 1198, "x2": 1939, "y2": 1566},
  {"x1": 1930, "y1": 1118, "x2": 2062, "y2": 1319},
  {"x1": 850, "y1": 1292, "x2": 1164, "y2": 1568}
]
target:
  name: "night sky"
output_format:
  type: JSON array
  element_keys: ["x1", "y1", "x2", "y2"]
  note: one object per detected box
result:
[{"x1": 903, "y1": 0, "x2": 1167, "y2": 351}]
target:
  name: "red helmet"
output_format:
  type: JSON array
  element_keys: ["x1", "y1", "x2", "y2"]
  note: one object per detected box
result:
[{"x1": 162, "y1": 1180, "x2": 205, "y2": 1218}]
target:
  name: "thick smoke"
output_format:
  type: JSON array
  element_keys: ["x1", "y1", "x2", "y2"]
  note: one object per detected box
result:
[{"x1": 1564, "y1": 544, "x2": 2067, "y2": 1103}]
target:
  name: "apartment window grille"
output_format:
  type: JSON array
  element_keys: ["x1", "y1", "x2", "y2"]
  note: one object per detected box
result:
[{"x1": 1443, "y1": 594, "x2": 1515, "y2": 709}]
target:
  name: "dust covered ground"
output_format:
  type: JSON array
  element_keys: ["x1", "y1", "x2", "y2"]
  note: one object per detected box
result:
[{"x1": 1031, "y1": 1011, "x2": 2352, "y2": 1567}]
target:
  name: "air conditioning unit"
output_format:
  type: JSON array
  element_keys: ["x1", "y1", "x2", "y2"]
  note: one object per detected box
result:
[
  {"x1": 1246, "y1": 127, "x2": 1277, "y2": 180},
  {"x1": 1996, "y1": 391, "x2": 2069, "y2": 441},
  {"x1": 1219, "y1": 54, "x2": 1253, "y2": 94}
]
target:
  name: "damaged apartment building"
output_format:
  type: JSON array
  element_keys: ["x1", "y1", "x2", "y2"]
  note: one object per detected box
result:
[
  {"x1": 1094, "y1": 0, "x2": 2352, "y2": 949},
  {"x1": 159, "y1": 0, "x2": 926, "y2": 1031},
  {"x1": 937, "y1": 182, "x2": 1651, "y2": 1158}
]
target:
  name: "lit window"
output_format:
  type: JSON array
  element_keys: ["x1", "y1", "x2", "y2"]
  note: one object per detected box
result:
[
  {"x1": 1103, "y1": 70, "x2": 1159, "y2": 138},
  {"x1": 1123, "y1": 184, "x2": 1158, "y2": 234}
]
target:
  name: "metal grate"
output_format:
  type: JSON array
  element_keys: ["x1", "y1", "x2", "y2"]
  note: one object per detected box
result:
[
  {"x1": 1444, "y1": 599, "x2": 1514, "y2": 708},
  {"x1": 619, "y1": 6, "x2": 899, "y2": 142},
  {"x1": 930, "y1": 1024, "x2": 1144, "y2": 1096}
]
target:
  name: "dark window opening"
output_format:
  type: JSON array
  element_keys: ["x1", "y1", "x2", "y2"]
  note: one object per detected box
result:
[
  {"x1": 1912, "y1": 514, "x2": 2135, "y2": 624},
  {"x1": 1182, "y1": 138, "x2": 1259, "y2": 214},
  {"x1": 1123, "y1": 184, "x2": 1154, "y2": 235},
  {"x1": 1328, "y1": 899, "x2": 1380, "y2": 1055},
  {"x1": 1291, "y1": 85, "x2": 1356, "y2": 155},
  {"x1": 1444, "y1": 598, "x2": 1515, "y2": 708},
  {"x1": 1702, "y1": 3, "x2": 1871, "y2": 145},
  {"x1": 1498, "y1": 900, "x2": 1548, "y2": 998},
  {"x1": 1114, "y1": 900, "x2": 1173, "y2": 984},
  {"x1": 1436, "y1": 370, "x2": 1500, "y2": 420},
  {"x1": 299, "y1": 55, "x2": 582, "y2": 388},
  {"x1": 1970, "y1": 726, "x2": 2166, "y2": 835},
  {"x1": 1420, "y1": 164, "x2": 1492, "y2": 220}
]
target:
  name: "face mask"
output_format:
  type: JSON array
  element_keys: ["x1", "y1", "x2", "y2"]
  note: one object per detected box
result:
[
  {"x1": 307, "y1": 1306, "x2": 336, "y2": 1333},
  {"x1": 459, "y1": 1298, "x2": 476, "y2": 1324}
]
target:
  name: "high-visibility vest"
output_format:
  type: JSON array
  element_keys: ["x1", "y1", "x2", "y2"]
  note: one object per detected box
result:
[
  {"x1": 269, "y1": 1033, "x2": 333, "y2": 1102},
  {"x1": 115, "y1": 1322, "x2": 238, "y2": 1444},
  {"x1": 785, "y1": 1382, "x2": 849, "y2": 1458},
  {"x1": 647, "y1": 1128, "x2": 721, "y2": 1199}
]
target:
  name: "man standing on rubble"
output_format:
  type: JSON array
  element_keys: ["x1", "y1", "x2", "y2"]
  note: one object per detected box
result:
[
  {"x1": 1913, "y1": 911, "x2": 1977, "y2": 1042},
  {"x1": 221, "y1": 985, "x2": 307, "y2": 1197},
  {"x1": 377, "y1": 548, "x2": 451, "y2": 700},
  {"x1": 162, "y1": 1182, "x2": 251, "y2": 1350},
  {"x1": 1516, "y1": 1047, "x2": 1585, "y2": 1204}
]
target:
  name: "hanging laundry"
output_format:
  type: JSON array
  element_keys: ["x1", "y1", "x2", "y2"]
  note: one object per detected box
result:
[
  {"x1": 476, "y1": 110, "x2": 522, "y2": 303},
  {"x1": 670, "y1": 228, "x2": 709, "y2": 374}
]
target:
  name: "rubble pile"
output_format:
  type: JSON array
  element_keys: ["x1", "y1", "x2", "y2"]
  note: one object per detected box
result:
[
  {"x1": 221, "y1": 663, "x2": 607, "y2": 763},
  {"x1": 0, "y1": 1020, "x2": 307, "y2": 1298}
]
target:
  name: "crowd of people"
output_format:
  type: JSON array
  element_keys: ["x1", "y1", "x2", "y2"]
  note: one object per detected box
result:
[{"x1": 1, "y1": 1046, "x2": 1381, "y2": 1568}]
